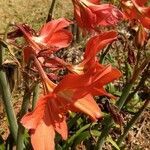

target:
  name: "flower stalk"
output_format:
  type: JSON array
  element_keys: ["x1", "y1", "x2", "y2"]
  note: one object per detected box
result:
[
  {"x1": 0, "y1": 25, "x2": 18, "y2": 142},
  {"x1": 16, "y1": 67, "x2": 32, "y2": 150},
  {"x1": 46, "y1": 0, "x2": 57, "y2": 22},
  {"x1": 124, "y1": 63, "x2": 149, "y2": 105},
  {"x1": 0, "y1": 71, "x2": 18, "y2": 142},
  {"x1": 95, "y1": 116, "x2": 113, "y2": 150},
  {"x1": 32, "y1": 83, "x2": 39, "y2": 110}
]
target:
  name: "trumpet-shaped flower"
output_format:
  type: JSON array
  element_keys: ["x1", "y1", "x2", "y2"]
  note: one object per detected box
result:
[
  {"x1": 121, "y1": 0, "x2": 150, "y2": 29},
  {"x1": 8, "y1": 18, "x2": 72, "y2": 63},
  {"x1": 21, "y1": 94, "x2": 68, "y2": 150},
  {"x1": 68, "y1": 31, "x2": 117, "y2": 74},
  {"x1": 20, "y1": 19, "x2": 121, "y2": 150},
  {"x1": 21, "y1": 56, "x2": 102, "y2": 150},
  {"x1": 21, "y1": 90, "x2": 102, "y2": 150},
  {"x1": 21, "y1": 49, "x2": 121, "y2": 149},
  {"x1": 18, "y1": 18, "x2": 72, "y2": 51},
  {"x1": 72, "y1": 0, "x2": 123, "y2": 33},
  {"x1": 55, "y1": 63, "x2": 122, "y2": 100}
]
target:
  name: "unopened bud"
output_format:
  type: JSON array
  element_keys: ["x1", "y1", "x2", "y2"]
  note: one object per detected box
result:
[{"x1": 135, "y1": 25, "x2": 147, "y2": 48}]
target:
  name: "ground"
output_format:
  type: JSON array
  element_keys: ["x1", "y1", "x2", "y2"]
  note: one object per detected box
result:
[{"x1": 0, "y1": 0, "x2": 72, "y2": 32}]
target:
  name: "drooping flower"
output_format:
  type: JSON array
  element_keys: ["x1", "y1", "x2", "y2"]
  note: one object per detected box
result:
[
  {"x1": 31, "y1": 18, "x2": 72, "y2": 50},
  {"x1": 21, "y1": 86, "x2": 102, "y2": 150},
  {"x1": 68, "y1": 31, "x2": 117, "y2": 74},
  {"x1": 8, "y1": 18, "x2": 72, "y2": 63},
  {"x1": 72, "y1": 0, "x2": 123, "y2": 33},
  {"x1": 121, "y1": 0, "x2": 150, "y2": 29}
]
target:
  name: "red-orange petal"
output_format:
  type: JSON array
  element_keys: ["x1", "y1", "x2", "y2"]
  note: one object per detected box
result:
[
  {"x1": 93, "y1": 67, "x2": 122, "y2": 87},
  {"x1": 38, "y1": 18, "x2": 72, "y2": 49},
  {"x1": 31, "y1": 120, "x2": 55, "y2": 150},
  {"x1": 88, "y1": 0, "x2": 100, "y2": 4},
  {"x1": 84, "y1": 31, "x2": 117, "y2": 61},
  {"x1": 46, "y1": 30, "x2": 72, "y2": 49},
  {"x1": 72, "y1": 94, "x2": 102, "y2": 121},
  {"x1": 40, "y1": 18, "x2": 71, "y2": 36},
  {"x1": 21, "y1": 96, "x2": 46, "y2": 129},
  {"x1": 89, "y1": 4, "x2": 123, "y2": 26}
]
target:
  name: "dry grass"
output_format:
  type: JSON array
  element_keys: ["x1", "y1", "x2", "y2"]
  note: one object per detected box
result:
[{"x1": 0, "y1": 0, "x2": 73, "y2": 32}]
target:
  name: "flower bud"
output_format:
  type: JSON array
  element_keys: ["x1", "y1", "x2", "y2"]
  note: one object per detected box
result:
[{"x1": 135, "y1": 25, "x2": 147, "y2": 48}]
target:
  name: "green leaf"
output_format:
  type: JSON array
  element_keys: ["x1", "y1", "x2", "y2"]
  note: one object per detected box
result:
[
  {"x1": 107, "y1": 53, "x2": 115, "y2": 63},
  {"x1": 62, "y1": 123, "x2": 96, "y2": 150},
  {"x1": 124, "y1": 62, "x2": 132, "y2": 81},
  {"x1": 73, "y1": 130, "x2": 101, "y2": 147},
  {"x1": 68, "y1": 113, "x2": 81, "y2": 129},
  {"x1": 107, "y1": 135, "x2": 120, "y2": 150},
  {"x1": 56, "y1": 144, "x2": 62, "y2": 150},
  {"x1": 0, "y1": 135, "x2": 5, "y2": 150}
]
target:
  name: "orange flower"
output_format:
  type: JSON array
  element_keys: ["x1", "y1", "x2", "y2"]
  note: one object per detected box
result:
[
  {"x1": 18, "y1": 18, "x2": 72, "y2": 51},
  {"x1": 21, "y1": 56, "x2": 102, "y2": 150},
  {"x1": 121, "y1": 0, "x2": 150, "y2": 29},
  {"x1": 55, "y1": 63, "x2": 122, "y2": 101},
  {"x1": 68, "y1": 31, "x2": 117, "y2": 74},
  {"x1": 9, "y1": 18, "x2": 72, "y2": 63},
  {"x1": 21, "y1": 94, "x2": 68, "y2": 150},
  {"x1": 21, "y1": 88, "x2": 102, "y2": 150},
  {"x1": 20, "y1": 26, "x2": 121, "y2": 150},
  {"x1": 72, "y1": 0, "x2": 123, "y2": 33}
]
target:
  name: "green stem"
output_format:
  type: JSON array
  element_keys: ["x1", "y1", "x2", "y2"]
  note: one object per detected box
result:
[
  {"x1": 116, "y1": 83, "x2": 133, "y2": 109},
  {"x1": 16, "y1": 67, "x2": 32, "y2": 150},
  {"x1": 16, "y1": 90, "x2": 31, "y2": 150},
  {"x1": 95, "y1": 116, "x2": 113, "y2": 150},
  {"x1": 117, "y1": 99, "x2": 149, "y2": 146},
  {"x1": 95, "y1": 83, "x2": 133, "y2": 150},
  {"x1": 0, "y1": 70, "x2": 18, "y2": 142},
  {"x1": 46, "y1": 0, "x2": 56, "y2": 22},
  {"x1": 124, "y1": 63, "x2": 149, "y2": 105},
  {"x1": 32, "y1": 83, "x2": 39, "y2": 110},
  {"x1": 0, "y1": 25, "x2": 18, "y2": 142}
]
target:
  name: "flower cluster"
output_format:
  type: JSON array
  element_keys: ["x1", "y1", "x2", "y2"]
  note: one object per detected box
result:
[{"x1": 9, "y1": 0, "x2": 148, "y2": 149}]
